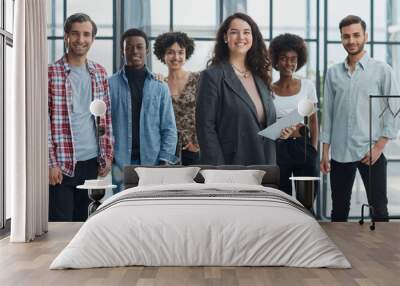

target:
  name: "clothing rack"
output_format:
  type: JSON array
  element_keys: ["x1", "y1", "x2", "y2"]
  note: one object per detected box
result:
[{"x1": 359, "y1": 95, "x2": 400, "y2": 230}]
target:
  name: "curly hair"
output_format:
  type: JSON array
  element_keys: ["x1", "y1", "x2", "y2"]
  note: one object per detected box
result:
[
  {"x1": 208, "y1": 12, "x2": 272, "y2": 88},
  {"x1": 269, "y1": 33, "x2": 308, "y2": 71},
  {"x1": 153, "y1": 32, "x2": 195, "y2": 64}
]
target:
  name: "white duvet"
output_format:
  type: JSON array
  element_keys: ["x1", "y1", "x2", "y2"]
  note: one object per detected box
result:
[{"x1": 50, "y1": 183, "x2": 351, "y2": 269}]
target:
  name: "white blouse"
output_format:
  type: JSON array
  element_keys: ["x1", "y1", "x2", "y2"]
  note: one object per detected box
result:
[{"x1": 272, "y1": 78, "x2": 318, "y2": 119}]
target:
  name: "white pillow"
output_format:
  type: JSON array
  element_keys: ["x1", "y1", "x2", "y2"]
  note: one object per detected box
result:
[
  {"x1": 200, "y1": 169, "x2": 266, "y2": 185},
  {"x1": 135, "y1": 167, "x2": 201, "y2": 186}
]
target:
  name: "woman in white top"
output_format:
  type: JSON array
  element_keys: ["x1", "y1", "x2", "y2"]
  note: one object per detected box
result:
[{"x1": 269, "y1": 33, "x2": 319, "y2": 196}]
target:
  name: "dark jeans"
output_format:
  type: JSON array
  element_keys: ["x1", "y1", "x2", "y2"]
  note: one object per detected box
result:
[
  {"x1": 49, "y1": 157, "x2": 98, "y2": 222},
  {"x1": 330, "y1": 155, "x2": 388, "y2": 222},
  {"x1": 276, "y1": 137, "x2": 319, "y2": 196},
  {"x1": 181, "y1": 150, "x2": 200, "y2": 166}
]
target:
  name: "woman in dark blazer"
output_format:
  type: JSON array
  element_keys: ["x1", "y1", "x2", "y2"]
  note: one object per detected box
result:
[{"x1": 196, "y1": 12, "x2": 276, "y2": 165}]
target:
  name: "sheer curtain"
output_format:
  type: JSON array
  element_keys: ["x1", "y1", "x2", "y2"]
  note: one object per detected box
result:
[
  {"x1": 123, "y1": 0, "x2": 151, "y2": 69},
  {"x1": 7, "y1": 0, "x2": 48, "y2": 242},
  {"x1": 223, "y1": 0, "x2": 247, "y2": 18}
]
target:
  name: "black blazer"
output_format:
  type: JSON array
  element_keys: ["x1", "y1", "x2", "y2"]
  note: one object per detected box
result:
[{"x1": 196, "y1": 62, "x2": 276, "y2": 165}]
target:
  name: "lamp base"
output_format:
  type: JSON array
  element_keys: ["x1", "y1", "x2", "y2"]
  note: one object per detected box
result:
[
  {"x1": 290, "y1": 176, "x2": 320, "y2": 214},
  {"x1": 88, "y1": 188, "x2": 105, "y2": 216}
]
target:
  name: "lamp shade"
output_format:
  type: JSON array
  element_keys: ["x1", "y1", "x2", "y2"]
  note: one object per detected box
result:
[
  {"x1": 89, "y1": 99, "x2": 107, "y2": 116},
  {"x1": 297, "y1": 98, "x2": 315, "y2": 117}
]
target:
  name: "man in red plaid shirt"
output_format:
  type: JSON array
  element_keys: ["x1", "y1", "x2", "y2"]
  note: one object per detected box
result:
[{"x1": 48, "y1": 13, "x2": 113, "y2": 222}]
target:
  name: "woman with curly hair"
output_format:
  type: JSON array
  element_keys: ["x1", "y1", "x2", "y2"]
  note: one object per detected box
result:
[
  {"x1": 154, "y1": 32, "x2": 200, "y2": 165},
  {"x1": 269, "y1": 33, "x2": 319, "y2": 196},
  {"x1": 196, "y1": 12, "x2": 276, "y2": 165}
]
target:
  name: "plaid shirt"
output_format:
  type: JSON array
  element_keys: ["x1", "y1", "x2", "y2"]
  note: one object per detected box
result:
[{"x1": 48, "y1": 56, "x2": 113, "y2": 177}]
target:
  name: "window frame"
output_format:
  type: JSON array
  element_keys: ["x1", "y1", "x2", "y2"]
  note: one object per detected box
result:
[
  {"x1": 1, "y1": 0, "x2": 14, "y2": 233},
  {"x1": 46, "y1": 0, "x2": 117, "y2": 73}
]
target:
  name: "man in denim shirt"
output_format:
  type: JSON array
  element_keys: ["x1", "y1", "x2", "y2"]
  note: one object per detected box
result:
[
  {"x1": 109, "y1": 29, "x2": 177, "y2": 192},
  {"x1": 321, "y1": 15, "x2": 399, "y2": 221}
]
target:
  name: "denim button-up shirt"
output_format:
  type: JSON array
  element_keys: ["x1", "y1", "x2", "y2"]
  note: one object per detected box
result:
[
  {"x1": 109, "y1": 66, "x2": 178, "y2": 170},
  {"x1": 321, "y1": 53, "x2": 399, "y2": 163}
]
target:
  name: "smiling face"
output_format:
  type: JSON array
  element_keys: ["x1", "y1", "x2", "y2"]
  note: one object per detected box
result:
[
  {"x1": 224, "y1": 18, "x2": 253, "y2": 57},
  {"x1": 164, "y1": 42, "x2": 186, "y2": 70},
  {"x1": 277, "y1": 50, "x2": 298, "y2": 77},
  {"x1": 341, "y1": 23, "x2": 367, "y2": 56},
  {"x1": 123, "y1": 35, "x2": 148, "y2": 69},
  {"x1": 65, "y1": 21, "x2": 94, "y2": 58}
]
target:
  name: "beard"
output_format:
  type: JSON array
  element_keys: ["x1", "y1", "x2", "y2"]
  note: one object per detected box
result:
[
  {"x1": 67, "y1": 43, "x2": 90, "y2": 57},
  {"x1": 344, "y1": 42, "x2": 365, "y2": 56}
]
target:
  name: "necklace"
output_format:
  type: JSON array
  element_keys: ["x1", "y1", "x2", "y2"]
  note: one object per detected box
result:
[{"x1": 231, "y1": 64, "x2": 250, "y2": 78}]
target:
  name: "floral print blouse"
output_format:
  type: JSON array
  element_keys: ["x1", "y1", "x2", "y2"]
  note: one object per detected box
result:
[{"x1": 165, "y1": 72, "x2": 200, "y2": 148}]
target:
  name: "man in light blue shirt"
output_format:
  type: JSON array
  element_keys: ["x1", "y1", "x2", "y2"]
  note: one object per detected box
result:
[
  {"x1": 109, "y1": 29, "x2": 177, "y2": 192},
  {"x1": 320, "y1": 15, "x2": 399, "y2": 222}
]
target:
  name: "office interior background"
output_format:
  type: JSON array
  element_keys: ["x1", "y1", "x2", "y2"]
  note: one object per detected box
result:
[{"x1": 1, "y1": 0, "x2": 400, "y2": 229}]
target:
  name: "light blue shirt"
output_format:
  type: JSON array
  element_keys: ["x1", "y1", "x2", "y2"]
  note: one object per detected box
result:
[
  {"x1": 109, "y1": 66, "x2": 177, "y2": 172},
  {"x1": 69, "y1": 64, "x2": 98, "y2": 161},
  {"x1": 321, "y1": 52, "x2": 399, "y2": 163}
]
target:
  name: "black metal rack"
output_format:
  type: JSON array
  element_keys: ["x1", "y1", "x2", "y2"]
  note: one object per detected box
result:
[{"x1": 359, "y1": 95, "x2": 400, "y2": 230}]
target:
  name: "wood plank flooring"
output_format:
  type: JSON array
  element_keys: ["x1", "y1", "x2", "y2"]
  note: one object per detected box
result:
[{"x1": 0, "y1": 222, "x2": 399, "y2": 286}]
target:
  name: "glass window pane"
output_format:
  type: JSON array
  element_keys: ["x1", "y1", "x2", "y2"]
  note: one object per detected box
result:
[
  {"x1": 5, "y1": 0, "x2": 14, "y2": 33},
  {"x1": 327, "y1": 0, "x2": 370, "y2": 41},
  {"x1": 47, "y1": 0, "x2": 64, "y2": 37},
  {"x1": 184, "y1": 41, "x2": 214, "y2": 72},
  {"x1": 87, "y1": 40, "x2": 113, "y2": 75},
  {"x1": 372, "y1": 44, "x2": 400, "y2": 68},
  {"x1": 374, "y1": 0, "x2": 400, "y2": 42},
  {"x1": 48, "y1": 40, "x2": 64, "y2": 64},
  {"x1": 273, "y1": 0, "x2": 317, "y2": 39},
  {"x1": 302, "y1": 41, "x2": 317, "y2": 81},
  {"x1": 124, "y1": 0, "x2": 152, "y2": 36},
  {"x1": 247, "y1": 0, "x2": 270, "y2": 38},
  {"x1": 0, "y1": 0, "x2": 2, "y2": 29},
  {"x1": 0, "y1": 41, "x2": 3, "y2": 228},
  {"x1": 173, "y1": 0, "x2": 217, "y2": 38},
  {"x1": 387, "y1": 160, "x2": 400, "y2": 216},
  {"x1": 5, "y1": 44, "x2": 12, "y2": 219},
  {"x1": 67, "y1": 0, "x2": 113, "y2": 37},
  {"x1": 150, "y1": 0, "x2": 170, "y2": 36},
  {"x1": 368, "y1": 46, "x2": 400, "y2": 217}
]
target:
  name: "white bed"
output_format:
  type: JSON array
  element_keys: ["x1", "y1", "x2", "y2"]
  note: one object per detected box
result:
[{"x1": 50, "y1": 182, "x2": 351, "y2": 269}]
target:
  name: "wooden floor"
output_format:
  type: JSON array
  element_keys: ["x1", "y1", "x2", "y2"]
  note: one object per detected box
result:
[{"x1": 0, "y1": 222, "x2": 399, "y2": 286}]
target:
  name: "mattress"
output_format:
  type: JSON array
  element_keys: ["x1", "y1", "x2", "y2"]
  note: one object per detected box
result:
[{"x1": 50, "y1": 183, "x2": 351, "y2": 269}]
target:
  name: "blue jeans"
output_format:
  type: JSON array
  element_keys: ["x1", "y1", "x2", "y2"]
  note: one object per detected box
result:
[{"x1": 112, "y1": 159, "x2": 141, "y2": 194}]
